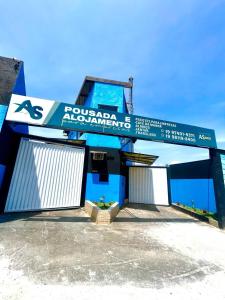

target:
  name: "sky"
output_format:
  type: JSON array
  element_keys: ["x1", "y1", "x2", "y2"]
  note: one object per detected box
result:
[{"x1": 0, "y1": 0, "x2": 225, "y2": 165}]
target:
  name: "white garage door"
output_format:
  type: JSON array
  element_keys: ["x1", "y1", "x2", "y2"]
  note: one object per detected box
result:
[
  {"x1": 5, "y1": 139, "x2": 85, "y2": 212},
  {"x1": 129, "y1": 167, "x2": 169, "y2": 205}
]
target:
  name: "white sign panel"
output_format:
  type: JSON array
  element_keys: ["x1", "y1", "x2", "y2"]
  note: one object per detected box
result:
[{"x1": 6, "y1": 94, "x2": 55, "y2": 125}]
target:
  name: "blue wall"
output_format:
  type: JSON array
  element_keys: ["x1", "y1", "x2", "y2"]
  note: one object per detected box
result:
[
  {"x1": 86, "y1": 82, "x2": 124, "y2": 111},
  {"x1": 0, "y1": 105, "x2": 8, "y2": 132},
  {"x1": 0, "y1": 164, "x2": 6, "y2": 190},
  {"x1": 13, "y1": 63, "x2": 26, "y2": 96},
  {"x1": 169, "y1": 160, "x2": 217, "y2": 213},
  {"x1": 85, "y1": 173, "x2": 125, "y2": 206},
  {"x1": 0, "y1": 105, "x2": 8, "y2": 190},
  {"x1": 170, "y1": 179, "x2": 216, "y2": 213},
  {"x1": 221, "y1": 154, "x2": 225, "y2": 187}
]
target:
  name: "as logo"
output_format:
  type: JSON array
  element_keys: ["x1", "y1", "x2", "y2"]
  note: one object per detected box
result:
[{"x1": 15, "y1": 100, "x2": 43, "y2": 120}]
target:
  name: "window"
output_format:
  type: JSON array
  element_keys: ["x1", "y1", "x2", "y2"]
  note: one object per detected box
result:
[
  {"x1": 98, "y1": 104, "x2": 118, "y2": 112},
  {"x1": 90, "y1": 151, "x2": 109, "y2": 182},
  {"x1": 91, "y1": 151, "x2": 107, "y2": 173},
  {"x1": 92, "y1": 152, "x2": 105, "y2": 161}
]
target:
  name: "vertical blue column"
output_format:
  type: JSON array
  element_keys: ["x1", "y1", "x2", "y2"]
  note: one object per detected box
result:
[
  {"x1": 0, "y1": 105, "x2": 8, "y2": 189},
  {"x1": 0, "y1": 105, "x2": 7, "y2": 132}
]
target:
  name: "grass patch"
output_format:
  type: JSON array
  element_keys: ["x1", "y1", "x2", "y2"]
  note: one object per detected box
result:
[
  {"x1": 176, "y1": 203, "x2": 218, "y2": 220},
  {"x1": 94, "y1": 201, "x2": 115, "y2": 210}
]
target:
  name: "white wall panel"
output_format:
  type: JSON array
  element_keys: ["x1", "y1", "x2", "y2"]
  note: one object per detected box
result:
[
  {"x1": 129, "y1": 167, "x2": 169, "y2": 205},
  {"x1": 5, "y1": 139, "x2": 85, "y2": 212}
]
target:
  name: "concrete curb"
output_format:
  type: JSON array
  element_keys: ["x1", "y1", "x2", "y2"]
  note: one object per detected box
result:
[
  {"x1": 172, "y1": 204, "x2": 219, "y2": 228},
  {"x1": 85, "y1": 200, "x2": 119, "y2": 224}
]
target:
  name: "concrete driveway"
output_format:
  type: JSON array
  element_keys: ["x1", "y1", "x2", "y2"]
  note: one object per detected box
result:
[{"x1": 0, "y1": 204, "x2": 225, "y2": 300}]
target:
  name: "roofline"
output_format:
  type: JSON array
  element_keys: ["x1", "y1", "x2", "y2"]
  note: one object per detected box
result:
[
  {"x1": 0, "y1": 55, "x2": 23, "y2": 64},
  {"x1": 84, "y1": 76, "x2": 132, "y2": 88}
]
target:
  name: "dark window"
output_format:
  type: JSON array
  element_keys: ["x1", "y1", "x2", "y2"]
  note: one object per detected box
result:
[
  {"x1": 91, "y1": 152, "x2": 107, "y2": 172},
  {"x1": 98, "y1": 104, "x2": 118, "y2": 112},
  {"x1": 92, "y1": 159, "x2": 102, "y2": 173},
  {"x1": 91, "y1": 151, "x2": 109, "y2": 182}
]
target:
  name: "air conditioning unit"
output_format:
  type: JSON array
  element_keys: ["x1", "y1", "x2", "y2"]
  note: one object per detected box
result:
[{"x1": 92, "y1": 152, "x2": 106, "y2": 160}]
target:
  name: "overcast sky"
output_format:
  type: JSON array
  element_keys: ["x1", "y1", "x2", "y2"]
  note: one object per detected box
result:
[{"x1": 1, "y1": 0, "x2": 225, "y2": 165}]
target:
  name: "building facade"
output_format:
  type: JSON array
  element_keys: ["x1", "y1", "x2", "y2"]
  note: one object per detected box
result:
[{"x1": 0, "y1": 55, "x2": 225, "y2": 228}]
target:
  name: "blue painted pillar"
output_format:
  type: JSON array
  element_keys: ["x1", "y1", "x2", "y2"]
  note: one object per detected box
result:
[{"x1": 73, "y1": 82, "x2": 132, "y2": 206}]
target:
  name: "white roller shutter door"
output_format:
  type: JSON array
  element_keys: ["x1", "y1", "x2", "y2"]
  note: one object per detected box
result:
[
  {"x1": 5, "y1": 139, "x2": 85, "y2": 212},
  {"x1": 129, "y1": 167, "x2": 169, "y2": 205}
]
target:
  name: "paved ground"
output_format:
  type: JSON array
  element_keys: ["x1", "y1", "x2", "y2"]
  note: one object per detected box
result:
[{"x1": 0, "y1": 204, "x2": 225, "y2": 299}]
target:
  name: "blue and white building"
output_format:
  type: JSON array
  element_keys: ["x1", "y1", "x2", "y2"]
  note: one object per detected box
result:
[{"x1": 0, "y1": 55, "x2": 225, "y2": 228}]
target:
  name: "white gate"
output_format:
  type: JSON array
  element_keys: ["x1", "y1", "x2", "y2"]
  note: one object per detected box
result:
[
  {"x1": 129, "y1": 167, "x2": 169, "y2": 205},
  {"x1": 5, "y1": 139, "x2": 85, "y2": 212}
]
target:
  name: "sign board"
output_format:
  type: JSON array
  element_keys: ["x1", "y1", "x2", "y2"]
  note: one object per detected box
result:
[{"x1": 6, "y1": 94, "x2": 217, "y2": 148}]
